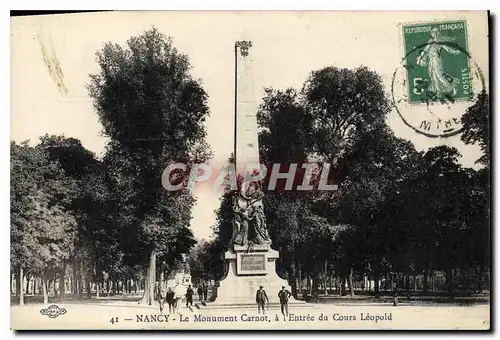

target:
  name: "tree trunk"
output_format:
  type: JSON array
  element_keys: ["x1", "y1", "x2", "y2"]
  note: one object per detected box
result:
[
  {"x1": 96, "y1": 282, "x2": 100, "y2": 299},
  {"x1": 476, "y1": 265, "x2": 484, "y2": 293},
  {"x1": 19, "y1": 268, "x2": 25, "y2": 306},
  {"x1": 329, "y1": 272, "x2": 333, "y2": 293},
  {"x1": 33, "y1": 277, "x2": 38, "y2": 296},
  {"x1": 78, "y1": 261, "x2": 84, "y2": 298},
  {"x1": 347, "y1": 267, "x2": 354, "y2": 297},
  {"x1": 340, "y1": 274, "x2": 346, "y2": 296},
  {"x1": 51, "y1": 278, "x2": 57, "y2": 297},
  {"x1": 86, "y1": 280, "x2": 91, "y2": 299},
  {"x1": 322, "y1": 261, "x2": 328, "y2": 295},
  {"x1": 373, "y1": 263, "x2": 381, "y2": 298},
  {"x1": 139, "y1": 249, "x2": 157, "y2": 305},
  {"x1": 59, "y1": 269, "x2": 65, "y2": 302},
  {"x1": 15, "y1": 273, "x2": 20, "y2": 297},
  {"x1": 42, "y1": 278, "x2": 49, "y2": 304},
  {"x1": 423, "y1": 267, "x2": 429, "y2": 293},
  {"x1": 297, "y1": 260, "x2": 302, "y2": 296},
  {"x1": 289, "y1": 262, "x2": 297, "y2": 297},
  {"x1": 404, "y1": 271, "x2": 409, "y2": 294},
  {"x1": 72, "y1": 259, "x2": 77, "y2": 295},
  {"x1": 25, "y1": 273, "x2": 31, "y2": 295},
  {"x1": 446, "y1": 267, "x2": 454, "y2": 297}
]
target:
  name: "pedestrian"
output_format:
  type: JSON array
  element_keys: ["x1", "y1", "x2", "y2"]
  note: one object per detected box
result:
[
  {"x1": 278, "y1": 286, "x2": 292, "y2": 317},
  {"x1": 197, "y1": 285, "x2": 203, "y2": 301},
  {"x1": 255, "y1": 286, "x2": 269, "y2": 315},
  {"x1": 174, "y1": 284, "x2": 183, "y2": 313},
  {"x1": 203, "y1": 285, "x2": 208, "y2": 301},
  {"x1": 166, "y1": 287, "x2": 175, "y2": 314},
  {"x1": 393, "y1": 282, "x2": 398, "y2": 306},
  {"x1": 186, "y1": 285, "x2": 194, "y2": 308},
  {"x1": 156, "y1": 283, "x2": 167, "y2": 313}
]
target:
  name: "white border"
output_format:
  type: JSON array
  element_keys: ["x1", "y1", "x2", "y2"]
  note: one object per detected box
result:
[{"x1": 3, "y1": 2, "x2": 498, "y2": 340}]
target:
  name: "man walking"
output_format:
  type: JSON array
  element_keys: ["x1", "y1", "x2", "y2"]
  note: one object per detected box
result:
[
  {"x1": 166, "y1": 287, "x2": 175, "y2": 314},
  {"x1": 203, "y1": 285, "x2": 208, "y2": 301},
  {"x1": 186, "y1": 285, "x2": 194, "y2": 308},
  {"x1": 156, "y1": 283, "x2": 167, "y2": 313},
  {"x1": 197, "y1": 285, "x2": 203, "y2": 302},
  {"x1": 393, "y1": 282, "x2": 398, "y2": 306},
  {"x1": 278, "y1": 286, "x2": 292, "y2": 317},
  {"x1": 255, "y1": 286, "x2": 269, "y2": 315}
]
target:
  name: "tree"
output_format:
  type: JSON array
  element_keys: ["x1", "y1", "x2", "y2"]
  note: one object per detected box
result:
[
  {"x1": 87, "y1": 27, "x2": 211, "y2": 305},
  {"x1": 460, "y1": 90, "x2": 490, "y2": 292},
  {"x1": 335, "y1": 128, "x2": 422, "y2": 296},
  {"x1": 11, "y1": 141, "x2": 79, "y2": 304},
  {"x1": 461, "y1": 91, "x2": 490, "y2": 167},
  {"x1": 37, "y1": 135, "x2": 120, "y2": 299},
  {"x1": 302, "y1": 66, "x2": 390, "y2": 164}
]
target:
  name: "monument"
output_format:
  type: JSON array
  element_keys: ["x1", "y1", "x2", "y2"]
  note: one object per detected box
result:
[{"x1": 211, "y1": 41, "x2": 302, "y2": 306}]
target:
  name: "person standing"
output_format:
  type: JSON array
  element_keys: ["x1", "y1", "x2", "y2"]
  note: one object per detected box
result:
[
  {"x1": 203, "y1": 285, "x2": 208, "y2": 301},
  {"x1": 255, "y1": 286, "x2": 269, "y2": 315},
  {"x1": 186, "y1": 285, "x2": 194, "y2": 308},
  {"x1": 157, "y1": 283, "x2": 167, "y2": 313},
  {"x1": 278, "y1": 286, "x2": 292, "y2": 317},
  {"x1": 166, "y1": 287, "x2": 175, "y2": 314},
  {"x1": 393, "y1": 282, "x2": 398, "y2": 306},
  {"x1": 197, "y1": 285, "x2": 203, "y2": 302}
]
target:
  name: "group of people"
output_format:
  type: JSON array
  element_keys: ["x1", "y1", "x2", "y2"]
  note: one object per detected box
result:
[
  {"x1": 156, "y1": 284, "x2": 210, "y2": 314},
  {"x1": 197, "y1": 285, "x2": 209, "y2": 301},
  {"x1": 256, "y1": 286, "x2": 292, "y2": 317},
  {"x1": 156, "y1": 285, "x2": 179, "y2": 314},
  {"x1": 155, "y1": 283, "x2": 292, "y2": 316}
]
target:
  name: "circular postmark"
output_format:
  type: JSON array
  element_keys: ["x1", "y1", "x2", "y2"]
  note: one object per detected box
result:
[{"x1": 392, "y1": 25, "x2": 486, "y2": 138}]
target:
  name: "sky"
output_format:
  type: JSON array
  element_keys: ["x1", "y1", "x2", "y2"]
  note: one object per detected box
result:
[{"x1": 11, "y1": 11, "x2": 489, "y2": 241}]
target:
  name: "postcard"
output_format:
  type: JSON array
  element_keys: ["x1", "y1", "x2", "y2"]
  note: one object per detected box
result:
[{"x1": 10, "y1": 10, "x2": 490, "y2": 330}]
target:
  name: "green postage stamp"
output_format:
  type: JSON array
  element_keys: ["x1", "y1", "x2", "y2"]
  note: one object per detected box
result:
[{"x1": 402, "y1": 21, "x2": 471, "y2": 105}]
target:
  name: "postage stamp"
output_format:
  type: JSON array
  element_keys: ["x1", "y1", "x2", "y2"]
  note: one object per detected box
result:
[
  {"x1": 392, "y1": 19, "x2": 485, "y2": 138},
  {"x1": 402, "y1": 20, "x2": 471, "y2": 105}
]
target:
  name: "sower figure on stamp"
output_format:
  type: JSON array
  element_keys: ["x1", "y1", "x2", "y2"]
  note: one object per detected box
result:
[
  {"x1": 256, "y1": 286, "x2": 269, "y2": 315},
  {"x1": 278, "y1": 286, "x2": 292, "y2": 317},
  {"x1": 416, "y1": 27, "x2": 461, "y2": 98}
]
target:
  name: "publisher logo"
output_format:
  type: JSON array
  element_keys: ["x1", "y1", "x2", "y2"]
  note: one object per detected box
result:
[{"x1": 40, "y1": 304, "x2": 67, "y2": 319}]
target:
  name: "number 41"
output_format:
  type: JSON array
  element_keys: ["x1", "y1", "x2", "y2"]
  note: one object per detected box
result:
[{"x1": 110, "y1": 317, "x2": 119, "y2": 324}]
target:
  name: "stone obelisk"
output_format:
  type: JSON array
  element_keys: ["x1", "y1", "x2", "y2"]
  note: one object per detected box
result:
[
  {"x1": 234, "y1": 40, "x2": 259, "y2": 177},
  {"x1": 209, "y1": 41, "x2": 302, "y2": 307}
]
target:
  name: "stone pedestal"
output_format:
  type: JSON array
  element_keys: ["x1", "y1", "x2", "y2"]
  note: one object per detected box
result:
[{"x1": 211, "y1": 245, "x2": 302, "y2": 305}]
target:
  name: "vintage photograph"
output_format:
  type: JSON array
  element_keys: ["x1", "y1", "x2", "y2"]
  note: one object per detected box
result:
[{"x1": 10, "y1": 11, "x2": 490, "y2": 330}]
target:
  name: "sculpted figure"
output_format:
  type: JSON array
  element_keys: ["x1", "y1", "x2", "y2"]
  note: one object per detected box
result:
[
  {"x1": 231, "y1": 181, "x2": 271, "y2": 247},
  {"x1": 416, "y1": 27, "x2": 461, "y2": 97}
]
